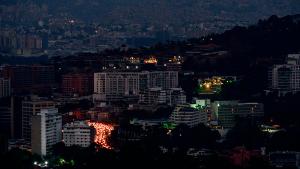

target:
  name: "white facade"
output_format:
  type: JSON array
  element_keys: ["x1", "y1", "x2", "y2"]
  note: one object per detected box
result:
[
  {"x1": 269, "y1": 54, "x2": 300, "y2": 95},
  {"x1": 63, "y1": 121, "x2": 92, "y2": 147},
  {"x1": 0, "y1": 78, "x2": 10, "y2": 98},
  {"x1": 170, "y1": 104, "x2": 208, "y2": 127},
  {"x1": 94, "y1": 71, "x2": 178, "y2": 101},
  {"x1": 139, "y1": 87, "x2": 186, "y2": 106},
  {"x1": 22, "y1": 97, "x2": 55, "y2": 144},
  {"x1": 269, "y1": 64, "x2": 300, "y2": 95},
  {"x1": 31, "y1": 108, "x2": 62, "y2": 156}
]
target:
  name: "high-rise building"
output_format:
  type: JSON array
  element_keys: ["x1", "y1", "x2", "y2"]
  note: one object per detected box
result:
[
  {"x1": 62, "y1": 73, "x2": 94, "y2": 96},
  {"x1": 62, "y1": 121, "x2": 92, "y2": 147},
  {"x1": 94, "y1": 71, "x2": 178, "y2": 101},
  {"x1": 31, "y1": 108, "x2": 62, "y2": 156},
  {"x1": 0, "y1": 78, "x2": 11, "y2": 98},
  {"x1": 22, "y1": 96, "x2": 55, "y2": 144},
  {"x1": 211, "y1": 101, "x2": 264, "y2": 128},
  {"x1": 170, "y1": 104, "x2": 208, "y2": 127}
]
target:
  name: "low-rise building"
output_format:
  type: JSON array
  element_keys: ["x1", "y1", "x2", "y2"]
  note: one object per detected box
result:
[
  {"x1": 63, "y1": 121, "x2": 93, "y2": 147},
  {"x1": 170, "y1": 104, "x2": 208, "y2": 127},
  {"x1": 211, "y1": 101, "x2": 264, "y2": 128},
  {"x1": 139, "y1": 87, "x2": 186, "y2": 106}
]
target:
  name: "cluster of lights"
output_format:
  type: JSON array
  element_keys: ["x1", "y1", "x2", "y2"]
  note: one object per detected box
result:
[
  {"x1": 87, "y1": 122, "x2": 114, "y2": 149},
  {"x1": 199, "y1": 76, "x2": 230, "y2": 92},
  {"x1": 168, "y1": 56, "x2": 182, "y2": 64},
  {"x1": 33, "y1": 161, "x2": 48, "y2": 168},
  {"x1": 128, "y1": 57, "x2": 140, "y2": 64},
  {"x1": 261, "y1": 124, "x2": 281, "y2": 133},
  {"x1": 144, "y1": 56, "x2": 158, "y2": 64}
]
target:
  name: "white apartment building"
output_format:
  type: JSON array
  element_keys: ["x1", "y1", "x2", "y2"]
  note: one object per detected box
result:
[
  {"x1": 22, "y1": 96, "x2": 55, "y2": 144},
  {"x1": 139, "y1": 87, "x2": 186, "y2": 106},
  {"x1": 269, "y1": 54, "x2": 300, "y2": 95},
  {"x1": 31, "y1": 108, "x2": 62, "y2": 156},
  {"x1": 63, "y1": 121, "x2": 92, "y2": 147},
  {"x1": 94, "y1": 71, "x2": 178, "y2": 101},
  {"x1": 170, "y1": 104, "x2": 208, "y2": 127}
]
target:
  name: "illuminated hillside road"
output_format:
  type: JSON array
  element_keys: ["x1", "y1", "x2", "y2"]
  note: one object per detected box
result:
[{"x1": 88, "y1": 122, "x2": 114, "y2": 149}]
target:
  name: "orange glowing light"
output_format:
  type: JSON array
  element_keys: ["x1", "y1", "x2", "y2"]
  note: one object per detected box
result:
[
  {"x1": 144, "y1": 57, "x2": 158, "y2": 64},
  {"x1": 87, "y1": 122, "x2": 114, "y2": 149}
]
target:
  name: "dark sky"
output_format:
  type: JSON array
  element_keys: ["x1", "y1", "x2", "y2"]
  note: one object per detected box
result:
[{"x1": 1, "y1": 0, "x2": 300, "y2": 25}]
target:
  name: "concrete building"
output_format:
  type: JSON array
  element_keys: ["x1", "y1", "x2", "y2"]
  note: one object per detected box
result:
[
  {"x1": 139, "y1": 87, "x2": 186, "y2": 106},
  {"x1": 269, "y1": 54, "x2": 300, "y2": 95},
  {"x1": 170, "y1": 104, "x2": 208, "y2": 127},
  {"x1": 286, "y1": 54, "x2": 300, "y2": 65},
  {"x1": 31, "y1": 108, "x2": 62, "y2": 156},
  {"x1": 94, "y1": 71, "x2": 178, "y2": 101},
  {"x1": 211, "y1": 101, "x2": 264, "y2": 129},
  {"x1": 139, "y1": 88, "x2": 167, "y2": 105},
  {"x1": 0, "y1": 78, "x2": 11, "y2": 98},
  {"x1": 22, "y1": 96, "x2": 55, "y2": 144},
  {"x1": 269, "y1": 64, "x2": 300, "y2": 95},
  {"x1": 167, "y1": 88, "x2": 187, "y2": 106},
  {"x1": 63, "y1": 121, "x2": 92, "y2": 147}
]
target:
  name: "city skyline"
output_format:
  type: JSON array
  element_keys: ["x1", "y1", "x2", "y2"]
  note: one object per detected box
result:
[{"x1": 1, "y1": 1, "x2": 300, "y2": 169}]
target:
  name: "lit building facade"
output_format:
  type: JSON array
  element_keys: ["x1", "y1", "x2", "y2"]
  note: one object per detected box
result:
[
  {"x1": 31, "y1": 108, "x2": 62, "y2": 156},
  {"x1": 63, "y1": 121, "x2": 92, "y2": 147}
]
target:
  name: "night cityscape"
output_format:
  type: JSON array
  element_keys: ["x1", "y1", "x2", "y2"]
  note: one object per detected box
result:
[{"x1": 1, "y1": 0, "x2": 300, "y2": 169}]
